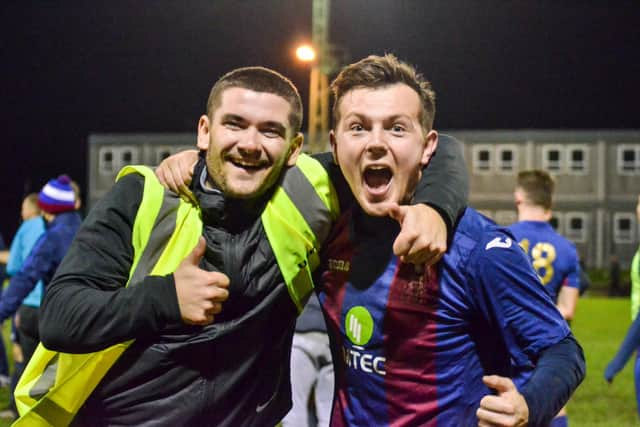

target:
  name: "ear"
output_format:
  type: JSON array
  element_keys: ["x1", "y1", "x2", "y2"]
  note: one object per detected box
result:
[
  {"x1": 420, "y1": 130, "x2": 439, "y2": 166},
  {"x1": 196, "y1": 115, "x2": 211, "y2": 151},
  {"x1": 513, "y1": 188, "x2": 524, "y2": 205},
  {"x1": 285, "y1": 133, "x2": 304, "y2": 166},
  {"x1": 329, "y1": 130, "x2": 339, "y2": 164}
]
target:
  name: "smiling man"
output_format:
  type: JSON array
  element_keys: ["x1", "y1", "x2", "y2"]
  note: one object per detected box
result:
[
  {"x1": 315, "y1": 54, "x2": 586, "y2": 427},
  {"x1": 18, "y1": 67, "x2": 317, "y2": 426},
  {"x1": 198, "y1": 86, "x2": 299, "y2": 198}
]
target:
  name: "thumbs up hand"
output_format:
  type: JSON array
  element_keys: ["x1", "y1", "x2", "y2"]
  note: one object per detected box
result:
[
  {"x1": 173, "y1": 237, "x2": 230, "y2": 325},
  {"x1": 476, "y1": 375, "x2": 529, "y2": 427}
]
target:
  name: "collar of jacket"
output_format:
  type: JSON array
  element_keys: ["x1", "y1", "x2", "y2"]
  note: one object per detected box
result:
[
  {"x1": 46, "y1": 210, "x2": 82, "y2": 229},
  {"x1": 192, "y1": 157, "x2": 275, "y2": 232}
]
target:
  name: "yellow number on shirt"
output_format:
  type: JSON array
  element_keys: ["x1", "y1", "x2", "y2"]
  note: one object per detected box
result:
[{"x1": 531, "y1": 242, "x2": 556, "y2": 285}]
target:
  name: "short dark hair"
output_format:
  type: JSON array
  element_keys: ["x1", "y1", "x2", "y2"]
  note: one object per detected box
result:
[
  {"x1": 517, "y1": 170, "x2": 555, "y2": 209},
  {"x1": 206, "y1": 66, "x2": 303, "y2": 134},
  {"x1": 330, "y1": 54, "x2": 436, "y2": 131}
]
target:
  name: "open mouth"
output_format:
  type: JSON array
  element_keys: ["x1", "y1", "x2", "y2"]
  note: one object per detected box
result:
[{"x1": 363, "y1": 165, "x2": 392, "y2": 195}]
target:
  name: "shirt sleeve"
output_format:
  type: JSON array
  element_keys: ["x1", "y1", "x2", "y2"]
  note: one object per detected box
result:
[
  {"x1": 0, "y1": 233, "x2": 55, "y2": 321},
  {"x1": 468, "y1": 231, "x2": 571, "y2": 371},
  {"x1": 39, "y1": 174, "x2": 182, "y2": 353},
  {"x1": 604, "y1": 313, "x2": 640, "y2": 382},
  {"x1": 413, "y1": 134, "x2": 469, "y2": 232},
  {"x1": 563, "y1": 244, "x2": 581, "y2": 289},
  {"x1": 520, "y1": 335, "x2": 586, "y2": 427},
  {"x1": 468, "y1": 231, "x2": 582, "y2": 425}
]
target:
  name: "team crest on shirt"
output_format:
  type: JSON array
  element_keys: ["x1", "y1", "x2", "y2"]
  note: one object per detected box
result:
[{"x1": 391, "y1": 263, "x2": 439, "y2": 307}]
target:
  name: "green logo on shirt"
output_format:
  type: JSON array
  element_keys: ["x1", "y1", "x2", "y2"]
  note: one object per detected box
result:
[{"x1": 345, "y1": 306, "x2": 374, "y2": 345}]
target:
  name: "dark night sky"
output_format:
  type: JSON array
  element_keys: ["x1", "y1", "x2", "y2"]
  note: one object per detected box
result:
[{"x1": 1, "y1": 1, "x2": 639, "y2": 239}]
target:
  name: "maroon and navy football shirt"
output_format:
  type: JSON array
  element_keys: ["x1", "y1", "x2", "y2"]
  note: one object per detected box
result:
[{"x1": 316, "y1": 208, "x2": 570, "y2": 427}]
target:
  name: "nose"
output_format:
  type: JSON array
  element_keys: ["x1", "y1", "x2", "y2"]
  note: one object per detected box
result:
[
  {"x1": 366, "y1": 127, "x2": 388, "y2": 158},
  {"x1": 237, "y1": 127, "x2": 261, "y2": 158}
]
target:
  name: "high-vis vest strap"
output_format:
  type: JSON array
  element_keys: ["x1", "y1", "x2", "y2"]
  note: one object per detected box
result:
[
  {"x1": 263, "y1": 153, "x2": 339, "y2": 311},
  {"x1": 14, "y1": 166, "x2": 203, "y2": 427},
  {"x1": 14, "y1": 155, "x2": 338, "y2": 426},
  {"x1": 631, "y1": 249, "x2": 640, "y2": 320}
]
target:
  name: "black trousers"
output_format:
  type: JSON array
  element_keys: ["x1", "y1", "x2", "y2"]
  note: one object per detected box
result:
[{"x1": 17, "y1": 305, "x2": 39, "y2": 366}]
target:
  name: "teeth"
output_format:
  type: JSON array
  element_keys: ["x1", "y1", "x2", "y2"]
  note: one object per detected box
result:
[{"x1": 232, "y1": 160, "x2": 261, "y2": 168}]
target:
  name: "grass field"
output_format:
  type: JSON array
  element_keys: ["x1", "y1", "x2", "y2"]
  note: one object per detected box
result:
[
  {"x1": 569, "y1": 296, "x2": 638, "y2": 426},
  {"x1": 0, "y1": 296, "x2": 636, "y2": 426}
]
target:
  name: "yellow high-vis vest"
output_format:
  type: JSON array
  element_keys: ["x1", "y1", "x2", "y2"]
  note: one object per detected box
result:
[
  {"x1": 14, "y1": 154, "x2": 338, "y2": 426},
  {"x1": 631, "y1": 249, "x2": 640, "y2": 320}
]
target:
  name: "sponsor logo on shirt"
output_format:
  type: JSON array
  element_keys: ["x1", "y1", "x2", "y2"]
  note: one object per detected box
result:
[
  {"x1": 328, "y1": 258, "x2": 351, "y2": 273},
  {"x1": 346, "y1": 306, "x2": 373, "y2": 345},
  {"x1": 343, "y1": 306, "x2": 386, "y2": 376}
]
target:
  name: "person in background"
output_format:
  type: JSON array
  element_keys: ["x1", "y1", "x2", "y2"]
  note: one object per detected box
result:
[
  {"x1": 609, "y1": 253, "x2": 622, "y2": 297},
  {"x1": 281, "y1": 293, "x2": 333, "y2": 427},
  {"x1": 509, "y1": 170, "x2": 582, "y2": 322},
  {"x1": 0, "y1": 176, "x2": 81, "y2": 361},
  {"x1": 0, "y1": 194, "x2": 46, "y2": 419},
  {"x1": 508, "y1": 170, "x2": 582, "y2": 427},
  {"x1": 604, "y1": 195, "x2": 640, "y2": 418}
]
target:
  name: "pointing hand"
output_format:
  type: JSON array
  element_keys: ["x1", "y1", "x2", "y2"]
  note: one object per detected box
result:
[{"x1": 383, "y1": 203, "x2": 447, "y2": 266}]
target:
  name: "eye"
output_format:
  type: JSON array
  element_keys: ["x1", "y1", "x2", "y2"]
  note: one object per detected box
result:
[
  {"x1": 262, "y1": 128, "x2": 283, "y2": 138},
  {"x1": 391, "y1": 124, "x2": 406, "y2": 133},
  {"x1": 259, "y1": 124, "x2": 286, "y2": 138},
  {"x1": 349, "y1": 123, "x2": 364, "y2": 132},
  {"x1": 223, "y1": 120, "x2": 242, "y2": 130}
]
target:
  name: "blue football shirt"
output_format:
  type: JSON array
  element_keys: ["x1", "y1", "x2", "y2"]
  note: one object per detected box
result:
[{"x1": 508, "y1": 220, "x2": 581, "y2": 302}]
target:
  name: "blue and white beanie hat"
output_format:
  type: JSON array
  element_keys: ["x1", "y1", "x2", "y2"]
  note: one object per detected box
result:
[{"x1": 38, "y1": 175, "x2": 76, "y2": 214}]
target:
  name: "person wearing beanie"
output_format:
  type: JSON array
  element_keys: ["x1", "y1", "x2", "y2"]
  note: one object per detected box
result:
[
  {"x1": 0, "y1": 174, "x2": 82, "y2": 411},
  {"x1": 37, "y1": 175, "x2": 77, "y2": 216}
]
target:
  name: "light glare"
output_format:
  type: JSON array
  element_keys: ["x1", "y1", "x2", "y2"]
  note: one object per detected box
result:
[{"x1": 296, "y1": 45, "x2": 316, "y2": 62}]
